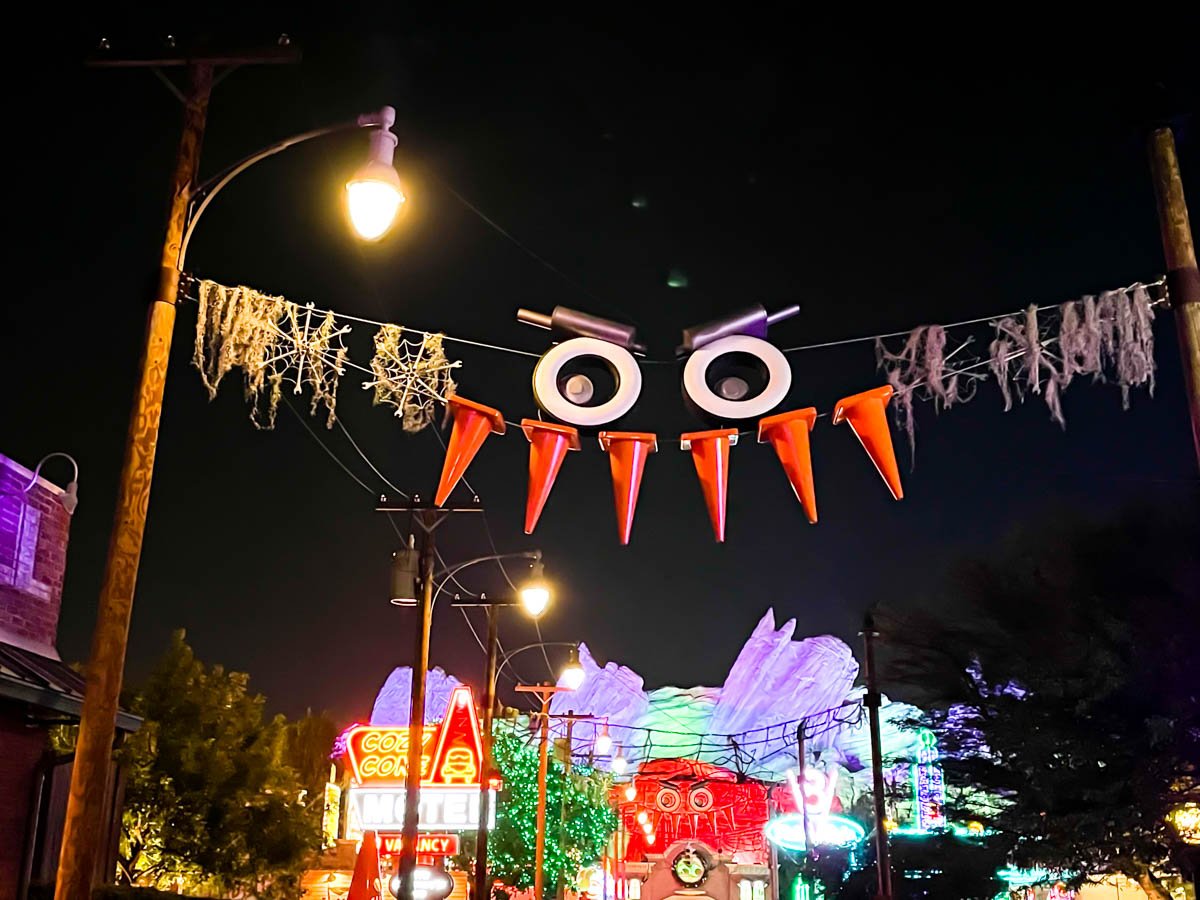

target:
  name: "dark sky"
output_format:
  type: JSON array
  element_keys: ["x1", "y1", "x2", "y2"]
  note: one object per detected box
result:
[{"x1": 4, "y1": 15, "x2": 1198, "y2": 725}]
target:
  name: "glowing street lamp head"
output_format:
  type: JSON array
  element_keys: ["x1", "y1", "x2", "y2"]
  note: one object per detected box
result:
[
  {"x1": 347, "y1": 108, "x2": 405, "y2": 240},
  {"x1": 611, "y1": 746, "x2": 627, "y2": 775},
  {"x1": 519, "y1": 560, "x2": 550, "y2": 618},
  {"x1": 560, "y1": 644, "x2": 586, "y2": 690},
  {"x1": 595, "y1": 721, "x2": 612, "y2": 756}
]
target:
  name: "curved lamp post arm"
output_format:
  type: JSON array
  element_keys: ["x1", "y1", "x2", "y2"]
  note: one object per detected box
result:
[
  {"x1": 178, "y1": 105, "x2": 396, "y2": 267},
  {"x1": 494, "y1": 641, "x2": 577, "y2": 683},
  {"x1": 433, "y1": 549, "x2": 541, "y2": 599}
]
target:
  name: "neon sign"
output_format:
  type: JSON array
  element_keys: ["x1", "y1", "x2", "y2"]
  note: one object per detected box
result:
[
  {"x1": 345, "y1": 685, "x2": 484, "y2": 789},
  {"x1": 764, "y1": 813, "x2": 866, "y2": 850},
  {"x1": 348, "y1": 786, "x2": 497, "y2": 832},
  {"x1": 379, "y1": 834, "x2": 460, "y2": 856},
  {"x1": 911, "y1": 729, "x2": 945, "y2": 831}
]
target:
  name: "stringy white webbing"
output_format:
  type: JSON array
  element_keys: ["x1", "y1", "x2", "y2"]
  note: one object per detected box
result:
[
  {"x1": 193, "y1": 280, "x2": 348, "y2": 429},
  {"x1": 878, "y1": 284, "x2": 1157, "y2": 459}
]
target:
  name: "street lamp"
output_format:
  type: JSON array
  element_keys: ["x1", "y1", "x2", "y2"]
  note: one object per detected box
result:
[
  {"x1": 519, "y1": 559, "x2": 551, "y2": 617},
  {"x1": 346, "y1": 109, "x2": 406, "y2": 239},
  {"x1": 561, "y1": 644, "x2": 586, "y2": 690},
  {"x1": 60, "y1": 59, "x2": 407, "y2": 900}
]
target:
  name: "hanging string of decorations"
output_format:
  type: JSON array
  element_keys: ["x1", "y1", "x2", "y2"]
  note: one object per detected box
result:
[{"x1": 186, "y1": 275, "x2": 1166, "y2": 544}]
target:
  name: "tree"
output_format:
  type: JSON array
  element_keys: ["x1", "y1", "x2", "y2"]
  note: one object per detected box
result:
[
  {"x1": 114, "y1": 630, "x2": 324, "y2": 897},
  {"x1": 882, "y1": 504, "x2": 1200, "y2": 900},
  {"x1": 481, "y1": 727, "x2": 617, "y2": 896}
]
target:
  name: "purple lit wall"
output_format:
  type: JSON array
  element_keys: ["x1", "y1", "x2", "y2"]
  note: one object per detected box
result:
[{"x1": 0, "y1": 453, "x2": 71, "y2": 659}]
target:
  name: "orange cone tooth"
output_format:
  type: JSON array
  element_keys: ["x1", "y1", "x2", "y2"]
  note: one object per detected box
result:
[
  {"x1": 757, "y1": 407, "x2": 819, "y2": 524},
  {"x1": 831, "y1": 385, "x2": 903, "y2": 500},
  {"x1": 598, "y1": 432, "x2": 657, "y2": 545},
  {"x1": 680, "y1": 429, "x2": 739, "y2": 542},
  {"x1": 521, "y1": 419, "x2": 580, "y2": 533},
  {"x1": 434, "y1": 396, "x2": 507, "y2": 506}
]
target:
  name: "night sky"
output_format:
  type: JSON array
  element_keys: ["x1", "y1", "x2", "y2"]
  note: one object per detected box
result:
[{"x1": 4, "y1": 16, "x2": 1198, "y2": 725}]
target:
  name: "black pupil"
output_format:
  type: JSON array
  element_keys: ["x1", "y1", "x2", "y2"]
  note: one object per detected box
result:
[
  {"x1": 558, "y1": 355, "x2": 618, "y2": 407},
  {"x1": 705, "y1": 351, "x2": 769, "y2": 400}
]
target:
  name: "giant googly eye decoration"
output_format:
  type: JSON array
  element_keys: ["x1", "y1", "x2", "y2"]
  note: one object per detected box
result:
[
  {"x1": 519, "y1": 306, "x2": 646, "y2": 428},
  {"x1": 679, "y1": 304, "x2": 800, "y2": 421},
  {"x1": 655, "y1": 785, "x2": 683, "y2": 813},
  {"x1": 688, "y1": 785, "x2": 715, "y2": 812}
]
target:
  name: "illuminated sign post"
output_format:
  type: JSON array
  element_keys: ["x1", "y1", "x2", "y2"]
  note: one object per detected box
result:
[
  {"x1": 345, "y1": 685, "x2": 494, "y2": 836},
  {"x1": 912, "y1": 729, "x2": 946, "y2": 831}
]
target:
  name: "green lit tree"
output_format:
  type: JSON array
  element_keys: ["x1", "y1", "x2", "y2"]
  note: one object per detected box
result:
[
  {"x1": 113, "y1": 630, "x2": 324, "y2": 897},
  {"x1": 485, "y1": 727, "x2": 617, "y2": 896}
]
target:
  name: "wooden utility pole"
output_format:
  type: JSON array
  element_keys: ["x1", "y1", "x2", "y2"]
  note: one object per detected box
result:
[
  {"x1": 57, "y1": 42, "x2": 297, "y2": 900},
  {"x1": 515, "y1": 684, "x2": 579, "y2": 900},
  {"x1": 860, "y1": 614, "x2": 893, "y2": 900},
  {"x1": 1148, "y1": 127, "x2": 1200, "y2": 471}
]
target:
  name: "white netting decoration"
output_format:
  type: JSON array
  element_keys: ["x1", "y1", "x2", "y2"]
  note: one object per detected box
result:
[{"x1": 363, "y1": 324, "x2": 460, "y2": 432}]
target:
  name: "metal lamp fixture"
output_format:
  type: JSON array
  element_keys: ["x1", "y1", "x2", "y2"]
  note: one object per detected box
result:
[
  {"x1": 346, "y1": 106, "x2": 405, "y2": 240},
  {"x1": 560, "y1": 644, "x2": 586, "y2": 690},
  {"x1": 594, "y1": 720, "x2": 612, "y2": 755},
  {"x1": 519, "y1": 559, "x2": 551, "y2": 617},
  {"x1": 25, "y1": 452, "x2": 80, "y2": 515},
  {"x1": 389, "y1": 535, "x2": 420, "y2": 606}
]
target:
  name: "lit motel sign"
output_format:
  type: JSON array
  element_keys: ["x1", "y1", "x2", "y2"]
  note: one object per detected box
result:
[{"x1": 346, "y1": 685, "x2": 496, "y2": 835}]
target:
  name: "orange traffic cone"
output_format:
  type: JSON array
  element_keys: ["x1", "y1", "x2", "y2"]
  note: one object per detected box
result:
[
  {"x1": 598, "y1": 432, "x2": 657, "y2": 545},
  {"x1": 832, "y1": 385, "x2": 903, "y2": 500},
  {"x1": 522, "y1": 419, "x2": 580, "y2": 533},
  {"x1": 680, "y1": 429, "x2": 739, "y2": 542},
  {"x1": 434, "y1": 396, "x2": 507, "y2": 506},
  {"x1": 757, "y1": 407, "x2": 819, "y2": 524},
  {"x1": 347, "y1": 831, "x2": 383, "y2": 900}
]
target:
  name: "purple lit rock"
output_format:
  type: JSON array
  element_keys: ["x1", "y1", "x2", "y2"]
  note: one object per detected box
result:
[
  {"x1": 708, "y1": 609, "x2": 860, "y2": 737},
  {"x1": 370, "y1": 667, "x2": 462, "y2": 726}
]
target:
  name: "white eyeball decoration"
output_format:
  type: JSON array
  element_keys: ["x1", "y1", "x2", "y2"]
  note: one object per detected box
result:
[
  {"x1": 679, "y1": 304, "x2": 800, "y2": 421},
  {"x1": 518, "y1": 305, "x2": 647, "y2": 428}
]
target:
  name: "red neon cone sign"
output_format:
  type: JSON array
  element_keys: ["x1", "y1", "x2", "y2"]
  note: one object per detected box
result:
[
  {"x1": 347, "y1": 831, "x2": 384, "y2": 900},
  {"x1": 521, "y1": 419, "x2": 580, "y2": 533},
  {"x1": 598, "y1": 431, "x2": 657, "y2": 545},
  {"x1": 434, "y1": 396, "x2": 507, "y2": 506},
  {"x1": 832, "y1": 385, "x2": 904, "y2": 500},
  {"x1": 680, "y1": 429, "x2": 738, "y2": 542},
  {"x1": 757, "y1": 407, "x2": 819, "y2": 524}
]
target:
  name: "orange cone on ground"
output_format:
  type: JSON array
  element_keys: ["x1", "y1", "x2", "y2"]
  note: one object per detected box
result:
[
  {"x1": 598, "y1": 432, "x2": 657, "y2": 545},
  {"x1": 757, "y1": 407, "x2": 819, "y2": 524},
  {"x1": 680, "y1": 429, "x2": 739, "y2": 542},
  {"x1": 347, "y1": 831, "x2": 383, "y2": 900},
  {"x1": 832, "y1": 385, "x2": 903, "y2": 500},
  {"x1": 434, "y1": 396, "x2": 507, "y2": 506},
  {"x1": 522, "y1": 419, "x2": 580, "y2": 533}
]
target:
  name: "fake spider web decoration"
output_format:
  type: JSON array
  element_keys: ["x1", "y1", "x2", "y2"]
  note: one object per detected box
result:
[
  {"x1": 193, "y1": 280, "x2": 349, "y2": 429},
  {"x1": 364, "y1": 325, "x2": 460, "y2": 432}
]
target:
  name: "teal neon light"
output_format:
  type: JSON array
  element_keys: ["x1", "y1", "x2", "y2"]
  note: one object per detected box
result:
[{"x1": 765, "y1": 813, "x2": 867, "y2": 851}]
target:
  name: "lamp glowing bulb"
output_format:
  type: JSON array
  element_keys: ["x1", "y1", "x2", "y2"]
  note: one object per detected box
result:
[
  {"x1": 346, "y1": 108, "x2": 405, "y2": 240},
  {"x1": 595, "y1": 722, "x2": 612, "y2": 756},
  {"x1": 560, "y1": 645, "x2": 585, "y2": 691},
  {"x1": 611, "y1": 748, "x2": 627, "y2": 775},
  {"x1": 636, "y1": 811, "x2": 648, "y2": 825},
  {"x1": 624, "y1": 785, "x2": 637, "y2": 802},
  {"x1": 641, "y1": 822, "x2": 652, "y2": 834},
  {"x1": 646, "y1": 832, "x2": 656, "y2": 845},
  {"x1": 520, "y1": 561, "x2": 550, "y2": 617}
]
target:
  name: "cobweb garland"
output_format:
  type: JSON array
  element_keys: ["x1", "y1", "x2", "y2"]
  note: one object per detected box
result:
[
  {"x1": 192, "y1": 280, "x2": 349, "y2": 429},
  {"x1": 878, "y1": 284, "x2": 1159, "y2": 459},
  {"x1": 363, "y1": 325, "x2": 460, "y2": 432}
]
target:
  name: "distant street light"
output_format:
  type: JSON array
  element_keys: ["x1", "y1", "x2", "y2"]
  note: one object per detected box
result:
[
  {"x1": 560, "y1": 644, "x2": 586, "y2": 690},
  {"x1": 346, "y1": 108, "x2": 406, "y2": 239},
  {"x1": 519, "y1": 559, "x2": 551, "y2": 617}
]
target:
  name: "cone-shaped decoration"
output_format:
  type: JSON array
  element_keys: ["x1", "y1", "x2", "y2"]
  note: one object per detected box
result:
[
  {"x1": 598, "y1": 432, "x2": 657, "y2": 545},
  {"x1": 435, "y1": 396, "x2": 507, "y2": 506},
  {"x1": 757, "y1": 407, "x2": 819, "y2": 524},
  {"x1": 832, "y1": 385, "x2": 903, "y2": 500},
  {"x1": 522, "y1": 419, "x2": 580, "y2": 533},
  {"x1": 347, "y1": 831, "x2": 383, "y2": 900},
  {"x1": 680, "y1": 429, "x2": 739, "y2": 542}
]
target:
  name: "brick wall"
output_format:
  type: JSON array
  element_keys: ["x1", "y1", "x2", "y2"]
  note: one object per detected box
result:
[{"x1": 0, "y1": 454, "x2": 72, "y2": 659}]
